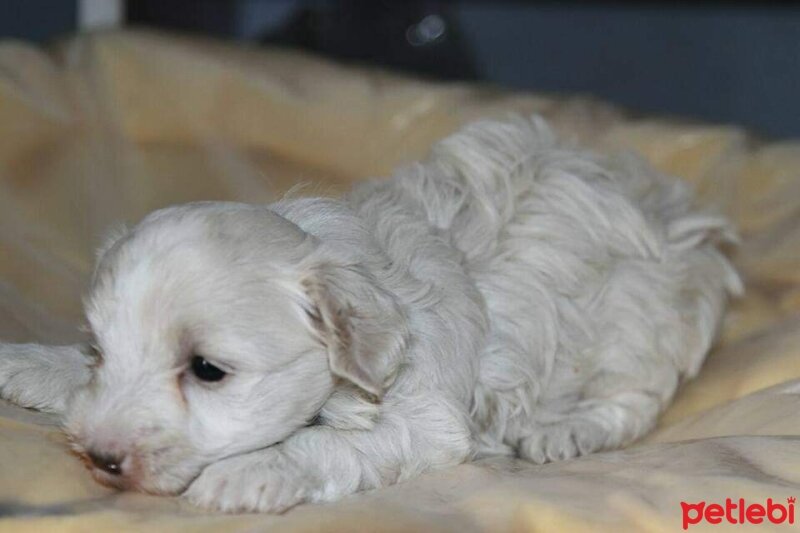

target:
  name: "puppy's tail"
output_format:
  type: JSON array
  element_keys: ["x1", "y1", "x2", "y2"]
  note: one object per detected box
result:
[
  {"x1": 668, "y1": 210, "x2": 742, "y2": 379},
  {"x1": 608, "y1": 145, "x2": 743, "y2": 378}
]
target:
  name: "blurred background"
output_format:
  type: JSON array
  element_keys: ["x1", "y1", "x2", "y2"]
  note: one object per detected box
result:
[{"x1": 1, "y1": 0, "x2": 799, "y2": 137}]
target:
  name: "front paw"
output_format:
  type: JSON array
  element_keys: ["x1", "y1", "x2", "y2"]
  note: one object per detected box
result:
[
  {"x1": 0, "y1": 343, "x2": 90, "y2": 413},
  {"x1": 0, "y1": 345, "x2": 48, "y2": 410},
  {"x1": 184, "y1": 448, "x2": 316, "y2": 513}
]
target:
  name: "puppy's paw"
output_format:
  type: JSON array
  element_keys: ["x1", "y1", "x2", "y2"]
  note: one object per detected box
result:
[
  {"x1": 184, "y1": 448, "x2": 315, "y2": 513},
  {"x1": 0, "y1": 345, "x2": 54, "y2": 410},
  {"x1": 0, "y1": 343, "x2": 91, "y2": 413},
  {"x1": 518, "y1": 419, "x2": 607, "y2": 464}
]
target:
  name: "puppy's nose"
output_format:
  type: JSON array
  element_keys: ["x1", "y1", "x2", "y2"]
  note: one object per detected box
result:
[{"x1": 87, "y1": 451, "x2": 125, "y2": 476}]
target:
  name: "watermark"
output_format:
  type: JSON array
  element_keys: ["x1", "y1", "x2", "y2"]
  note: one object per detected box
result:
[{"x1": 681, "y1": 497, "x2": 795, "y2": 529}]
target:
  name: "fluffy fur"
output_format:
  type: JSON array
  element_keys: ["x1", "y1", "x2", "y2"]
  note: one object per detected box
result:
[{"x1": 0, "y1": 117, "x2": 741, "y2": 512}]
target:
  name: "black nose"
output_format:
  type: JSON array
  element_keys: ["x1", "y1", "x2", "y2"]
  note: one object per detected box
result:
[{"x1": 87, "y1": 451, "x2": 124, "y2": 476}]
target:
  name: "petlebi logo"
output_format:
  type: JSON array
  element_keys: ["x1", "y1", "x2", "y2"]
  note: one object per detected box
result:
[{"x1": 681, "y1": 497, "x2": 796, "y2": 529}]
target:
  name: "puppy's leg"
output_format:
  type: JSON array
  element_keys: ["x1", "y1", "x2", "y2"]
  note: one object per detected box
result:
[
  {"x1": 0, "y1": 343, "x2": 93, "y2": 415},
  {"x1": 185, "y1": 399, "x2": 472, "y2": 513},
  {"x1": 514, "y1": 243, "x2": 734, "y2": 463},
  {"x1": 517, "y1": 393, "x2": 663, "y2": 464}
]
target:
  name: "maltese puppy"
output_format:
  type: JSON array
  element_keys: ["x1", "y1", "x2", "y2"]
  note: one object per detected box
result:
[{"x1": 0, "y1": 117, "x2": 740, "y2": 512}]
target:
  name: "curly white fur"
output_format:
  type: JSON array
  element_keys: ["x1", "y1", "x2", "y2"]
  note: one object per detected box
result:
[{"x1": 0, "y1": 117, "x2": 740, "y2": 512}]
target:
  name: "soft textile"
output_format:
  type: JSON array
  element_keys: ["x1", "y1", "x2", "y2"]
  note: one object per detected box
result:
[{"x1": 1, "y1": 30, "x2": 799, "y2": 532}]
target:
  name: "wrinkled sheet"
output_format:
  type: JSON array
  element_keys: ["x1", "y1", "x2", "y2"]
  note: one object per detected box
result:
[{"x1": 0, "y1": 30, "x2": 799, "y2": 532}]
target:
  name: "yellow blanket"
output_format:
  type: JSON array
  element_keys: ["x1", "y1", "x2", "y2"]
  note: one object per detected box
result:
[{"x1": 1, "y1": 30, "x2": 799, "y2": 532}]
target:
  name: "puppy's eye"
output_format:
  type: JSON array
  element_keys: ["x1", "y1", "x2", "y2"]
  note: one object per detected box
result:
[{"x1": 191, "y1": 356, "x2": 227, "y2": 382}]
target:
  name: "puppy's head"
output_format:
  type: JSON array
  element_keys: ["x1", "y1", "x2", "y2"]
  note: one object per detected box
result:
[{"x1": 64, "y1": 203, "x2": 406, "y2": 494}]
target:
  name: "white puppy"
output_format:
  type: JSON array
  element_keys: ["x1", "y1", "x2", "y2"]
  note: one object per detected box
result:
[{"x1": 0, "y1": 117, "x2": 740, "y2": 512}]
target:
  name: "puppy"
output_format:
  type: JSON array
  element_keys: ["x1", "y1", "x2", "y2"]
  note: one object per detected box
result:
[{"x1": 0, "y1": 117, "x2": 741, "y2": 512}]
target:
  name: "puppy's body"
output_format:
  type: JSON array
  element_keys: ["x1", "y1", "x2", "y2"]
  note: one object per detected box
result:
[{"x1": 0, "y1": 118, "x2": 740, "y2": 512}]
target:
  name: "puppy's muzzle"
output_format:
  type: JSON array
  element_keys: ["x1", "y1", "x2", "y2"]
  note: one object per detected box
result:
[
  {"x1": 87, "y1": 450, "x2": 124, "y2": 476},
  {"x1": 79, "y1": 446, "x2": 138, "y2": 490}
]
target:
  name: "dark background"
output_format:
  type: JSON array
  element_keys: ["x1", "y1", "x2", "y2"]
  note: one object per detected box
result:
[{"x1": 2, "y1": 0, "x2": 799, "y2": 138}]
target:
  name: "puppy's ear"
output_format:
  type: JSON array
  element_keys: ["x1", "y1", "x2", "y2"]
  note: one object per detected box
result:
[{"x1": 301, "y1": 263, "x2": 408, "y2": 400}]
